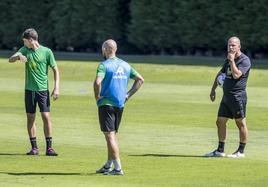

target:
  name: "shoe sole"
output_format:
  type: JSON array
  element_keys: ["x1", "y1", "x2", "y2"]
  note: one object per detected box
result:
[
  {"x1": 46, "y1": 154, "x2": 58, "y2": 156},
  {"x1": 103, "y1": 173, "x2": 123, "y2": 175},
  {"x1": 26, "y1": 152, "x2": 39, "y2": 155},
  {"x1": 103, "y1": 171, "x2": 124, "y2": 175},
  {"x1": 226, "y1": 155, "x2": 245, "y2": 158},
  {"x1": 204, "y1": 154, "x2": 226, "y2": 157},
  {"x1": 96, "y1": 169, "x2": 111, "y2": 174}
]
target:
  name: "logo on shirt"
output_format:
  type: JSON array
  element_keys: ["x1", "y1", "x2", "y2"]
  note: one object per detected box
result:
[
  {"x1": 226, "y1": 66, "x2": 232, "y2": 78},
  {"x1": 113, "y1": 67, "x2": 127, "y2": 79},
  {"x1": 28, "y1": 60, "x2": 38, "y2": 71}
]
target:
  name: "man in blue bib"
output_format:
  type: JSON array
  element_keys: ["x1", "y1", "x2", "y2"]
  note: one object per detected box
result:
[{"x1": 94, "y1": 39, "x2": 144, "y2": 175}]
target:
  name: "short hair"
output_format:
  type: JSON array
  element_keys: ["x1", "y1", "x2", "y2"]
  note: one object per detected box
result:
[
  {"x1": 228, "y1": 36, "x2": 241, "y2": 46},
  {"x1": 22, "y1": 28, "x2": 38, "y2": 40},
  {"x1": 102, "y1": 39, "x2": 117, "y2": 54}
]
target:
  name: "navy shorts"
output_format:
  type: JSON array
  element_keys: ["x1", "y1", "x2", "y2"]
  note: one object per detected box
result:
[
  {"x1": 218, "y1": 96, "x2": 247, "y2": 119},
  {"x1": 25, "y1": 90, "x2": 50, "y2": 113},
  {"x1": 98, "y1": 105, "x2": 124, "y2": 132}
]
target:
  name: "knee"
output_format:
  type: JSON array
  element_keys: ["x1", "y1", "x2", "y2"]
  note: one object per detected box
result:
[
  {"x1": 237, "y1": 121, "x2": 247, "y2": 129},
  {"x1": 27, "y1": 113, "x2": 35, "y2": 121},
  {"x1": 216, "y1": 120, "x2": 221, "y2": 127},
  {"x1": 216, "y1": 119, "x2": 225, "y2": 127},
  {"x1": 41, "y1": 112, "x2": 51, "y2": 122},
  {"x1": 106, "y1": 133, "x2": 117, "y2": 143}
]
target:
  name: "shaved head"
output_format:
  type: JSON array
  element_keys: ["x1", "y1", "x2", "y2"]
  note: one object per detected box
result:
[
  {"x1": 228, "y1": 36, "x2": 241, "y2": 46},
  {"x1": 102, "y1": 39, "x2": 117, "y2": 58}
]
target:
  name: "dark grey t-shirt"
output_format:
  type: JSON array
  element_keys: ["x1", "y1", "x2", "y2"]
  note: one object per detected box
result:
[{"x1": 220, "y1": 53, "x2": 251, "y2": 100}]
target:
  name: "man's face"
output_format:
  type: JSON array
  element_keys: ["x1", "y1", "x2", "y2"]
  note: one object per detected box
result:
[
  {"x1": 228, "y1": 39, "x2": 240, "y2": 54},
  {"x1": 22, "y1": 38, "x2": 33, "y2": 49}
]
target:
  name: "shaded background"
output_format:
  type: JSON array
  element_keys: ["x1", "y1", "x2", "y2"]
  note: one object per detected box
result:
[{"x1": 0, "y1": 0, "x2": 268, "y2": 58}]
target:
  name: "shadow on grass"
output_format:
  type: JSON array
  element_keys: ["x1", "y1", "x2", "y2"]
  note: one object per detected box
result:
[
  {"x1": 129, "y1": 153, "x2": 205, "y2": 158},
  {"x1": 0, "y1": 172, "x2": 97, "y2": 176},
  {"x1": 0, "y1": 153, "x2": 26, "y2": 156},
  {"x1": 0, "y1": 153, "x2": 50, "y2": 156}
]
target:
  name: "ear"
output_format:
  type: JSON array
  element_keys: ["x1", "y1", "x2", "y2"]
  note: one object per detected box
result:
[{"x1": 29, "y1": 38, "x2": 34, "y2": 43}]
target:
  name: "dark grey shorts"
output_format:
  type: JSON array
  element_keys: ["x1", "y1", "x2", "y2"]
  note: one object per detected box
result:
[
  {"x1": 98, "y1": 105, "x2": 124, "y2": 132},
  {"x1": 25, "y1": 90, "x2": 50, "y2": 113},
  {"x1": 218, "y1": 96, "x2": 247, "y2": 119}
]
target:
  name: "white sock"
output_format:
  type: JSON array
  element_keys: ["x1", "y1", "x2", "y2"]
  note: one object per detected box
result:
[
  {"x1": 113, "y1": 159, "x2": 122, "y2": 171},
  {"x1": 104, "y1": 160, "x2": 113, "y2": 168}
]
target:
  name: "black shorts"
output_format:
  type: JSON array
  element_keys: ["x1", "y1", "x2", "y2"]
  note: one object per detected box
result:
[
  {"x1": 218, "y1": 96, "x2": 247, "y2": 119},
  {"x1": 25, "y1": 90, "x2": 50, "y2": 113},
  {"x1": 98, "y1": 105, "x2": 124, "y2": 132}
]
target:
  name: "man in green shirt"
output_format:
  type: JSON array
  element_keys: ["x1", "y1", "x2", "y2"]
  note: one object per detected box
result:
[{"x1": 9, "y1": 28, "x2": 60, "y2": 156}]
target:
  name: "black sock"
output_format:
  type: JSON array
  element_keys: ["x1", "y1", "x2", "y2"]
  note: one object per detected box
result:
[
  {"x1": 217, "y1": 141, "x2": 225, "y2": 152},
  {"x1": 30, "y1": 137, "x2": 38, "y2": 149},
  {"x1": 46, "y1": 137, "x2": 52, "y2": 150},
  {"x1": 238, "y1": 142, "x2": 246, "y2": 153}
]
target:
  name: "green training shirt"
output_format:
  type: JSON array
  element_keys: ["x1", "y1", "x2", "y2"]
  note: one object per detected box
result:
[{"x1": 18, "y1": 45, "x2": 57, "y2": 91}]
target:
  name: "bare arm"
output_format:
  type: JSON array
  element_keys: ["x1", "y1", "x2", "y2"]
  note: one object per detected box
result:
[
  {"x1": 94, "y1": 76, "x2": 103, "y2": 101},
  {"x1": 126, "y1": 74, "x2": 144, "y2": 102},
  {"x1": 229, "y1": 60, "x2": 242, "y2": 79},
  {"x1": 228, "y1": 53, "x2": 242, "y2": 79},
  {"x1": 51, "y1": 66, "x2": 60, "y2": 101},
  {"x1": 210, "y1": 71, "x2": 221, "y2": 102},
  {"x1": 9, "y1": 52, "x2": 27, "y2": 63}
]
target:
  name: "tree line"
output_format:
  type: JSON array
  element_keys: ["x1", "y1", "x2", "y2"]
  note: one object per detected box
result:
[{"x1": 0, "y1": 0, "x2": 267, "y2": 57}]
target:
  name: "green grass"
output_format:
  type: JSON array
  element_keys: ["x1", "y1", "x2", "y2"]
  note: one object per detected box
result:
[{"x1": 0, "y1": 57, "x2": 268, "y2": 187}]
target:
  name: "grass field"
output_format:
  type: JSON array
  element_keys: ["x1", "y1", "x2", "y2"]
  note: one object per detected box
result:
[{"x1": 0, "y1": 56, "x2": 268, "y2": 187}]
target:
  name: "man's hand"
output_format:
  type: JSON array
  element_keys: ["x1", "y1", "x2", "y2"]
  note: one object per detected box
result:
[
  {"x1": 19, "y1": 54, "x2": 27, "y2": 63},
  {"x1": 227, "y1": 52, "x2": 235, "y2": 62},
  {"x1": 125, "y1": 94, "x2": 129, "y2": 103},
  {"x1": 94, "y1": 76, "x2": 103, "y2": 102},
  {"x1": 95, "y1": 95, "x2": 103, "y2": 102},
  {"x1": 51, "y1": 88, "x2": 59, "y2": 101},
  {"x1": 9, "y1": 52, "x2": 27, "y2": 63},
  {"x1": 210, "y1": 89, "x2": 216, "y2": 102}
]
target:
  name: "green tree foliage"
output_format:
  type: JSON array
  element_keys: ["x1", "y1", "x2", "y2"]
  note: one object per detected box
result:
[
  {"x1": 0, "y1": 0, "x2": 267, "y2": 56},
  {"x1": 0, "y1": 0, "x2": 15, "y2": 48},
  {"x1": 52, "y1": 0, "x2": 121, "y2": 51},
  {"x1": 0, "y1": 0, "x2": 56, "y2": 48},
  {"x1": 128, "y1": 0, "x2": 268, "y2": 56},
  {"x1": 128, "y1": 0, "x2": 175, "y2": 54}
]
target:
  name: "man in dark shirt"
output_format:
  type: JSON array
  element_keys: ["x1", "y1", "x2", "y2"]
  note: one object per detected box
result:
[{"x1": 205, "y1": 36, "x2": 251, "y2": 158}]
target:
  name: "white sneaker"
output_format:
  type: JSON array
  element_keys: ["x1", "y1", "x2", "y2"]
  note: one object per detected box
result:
[
  {"x1": 227, "y1": 151, "x2": 245, "y2": 158},
  {"x1": 104, "y1": 169, "x2": 124, "y2": 175},
  {"x1": 96, "y1": 166, "x2": 112, "y2": 173},
  {"x1": 204, "y1": 150, "x2": 226, "y2": 157}
]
